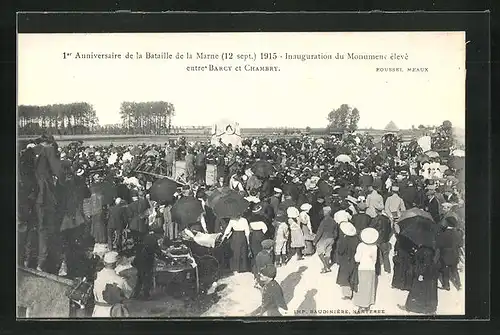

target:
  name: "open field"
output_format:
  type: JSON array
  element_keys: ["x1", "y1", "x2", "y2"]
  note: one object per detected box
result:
[{"x1": 17, "y1": 127, "x2": 465, "y2": 147}]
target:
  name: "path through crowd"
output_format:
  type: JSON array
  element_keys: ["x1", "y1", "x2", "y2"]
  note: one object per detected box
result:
[{"x1": 202, "y1": 247, "x2": 465, "y2": 317}]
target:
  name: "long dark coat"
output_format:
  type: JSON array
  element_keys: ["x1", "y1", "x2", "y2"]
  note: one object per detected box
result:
[
  {"x1": 34, "y1": 144, "x2": 63, "y2": 227},
  {"x1": 336, "y1": 233, "x2": 359, "y2": 291},
  {"x1": 351, "y1": 213, "x2": 372, "y2": 234},
  {"x1": 405, "y1": 251, "x2": 440, "y2": 314},
  {"x1": 127, "y1": 198, "x2": 150, "y2": 233},
  {"x1": 392, "y1": 235, "x2": 415, "y2": 290}
]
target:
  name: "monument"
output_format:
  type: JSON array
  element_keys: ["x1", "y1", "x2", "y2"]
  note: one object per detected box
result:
[{"x1": 210, "y1": 119, "x2": 243, "y2": 148}]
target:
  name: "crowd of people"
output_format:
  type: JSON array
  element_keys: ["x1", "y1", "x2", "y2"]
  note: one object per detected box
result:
[{"x1": 17, "y1": 129, "x2": 465, "y2": 316}]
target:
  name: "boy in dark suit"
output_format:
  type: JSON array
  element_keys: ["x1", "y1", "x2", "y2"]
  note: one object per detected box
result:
[{"x1": 251, "y1": 264, "x2": 287, "y2": 316}]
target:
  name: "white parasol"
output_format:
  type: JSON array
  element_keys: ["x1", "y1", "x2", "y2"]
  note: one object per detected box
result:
[
  {"x1": 451, "y1": 149, "x2": 465, "y2": 157},
  {"x1": 335, "y1": 154, "x2": 352, "y2": 163},
  {"x1": 315, "y1": 138, "x2": 325, "y2": 145}
]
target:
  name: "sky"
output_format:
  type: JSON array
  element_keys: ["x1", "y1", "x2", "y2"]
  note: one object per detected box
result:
[{"x1": 18, "y1": 32, "x2": 465, "y2": 129}]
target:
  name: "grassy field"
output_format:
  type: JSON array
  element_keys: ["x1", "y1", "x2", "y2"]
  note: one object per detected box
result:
[{"x1": 18, "y1": 127, "x2": 465, "y2": 147}]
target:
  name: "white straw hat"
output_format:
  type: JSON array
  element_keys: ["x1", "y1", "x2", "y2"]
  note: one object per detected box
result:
[
  {"x1": 287, "y1": 207, "x2": 300, "y2": 218},
  {"x1": 334, "y1": 210, "x2": 352, "y2": 224},
  {"x1": 360, "y1": 227, "x2": 379, "y2": 245},
  {"x1": 103, "y1": 251, "x2": 119, "y2": 264},
  {"x1": 300, "y1": 203, "x2": 312, "y2": 212},
  {"x1": 340, "y1": 221, "x2": 357, "y2": 236}
]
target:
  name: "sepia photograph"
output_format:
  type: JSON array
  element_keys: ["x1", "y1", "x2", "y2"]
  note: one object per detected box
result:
[{"x1": 17, "y1": 31, "x2": 466, "y2": 319}]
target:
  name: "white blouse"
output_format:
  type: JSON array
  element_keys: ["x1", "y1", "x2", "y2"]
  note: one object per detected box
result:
[
  {"x1": 224, "y1": 217, "x2": 250, "y2": 238},
  {"x1": 298, "y1": 211, "x2": 313, "y2": 234},
  {"x1": 354, "y1": 242, "x2": 378, "y2": 271},
  {"x1": 249, "y1": 221, "x2": 268, "y2": 234}
]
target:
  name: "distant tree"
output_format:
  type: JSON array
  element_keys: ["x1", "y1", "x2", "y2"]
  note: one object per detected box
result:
[
  {"x1": 418, "y1": 124, "x2": 425, "y2": 129},
  {"x1": 305, "y1": 126, "x2": 311, "y2": 133},
  {"x1": 327, "y1": 104, "x2": 360, "y2": 132}
]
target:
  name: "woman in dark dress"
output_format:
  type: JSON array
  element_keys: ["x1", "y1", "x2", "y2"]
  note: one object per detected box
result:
[
  {"x1": 400, "y1": 246, "x2": 440, "y2": 314},
  {"x1": 336, "y1": 221, "x2": 359, "y2": 300},
  {"x1": 392, "y1": 232, "x2": 416, "y2": 291}
]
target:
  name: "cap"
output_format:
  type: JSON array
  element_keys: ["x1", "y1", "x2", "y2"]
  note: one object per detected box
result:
[
  {"x1": 274, "y1": 187, "x2": 283, "y2": 193},
  {"x1": 261, "y1": 239, "x2": 275, "y2": 249},
  {"x1": 260, "y1": 264, "x2": 277, "y2": 279}
]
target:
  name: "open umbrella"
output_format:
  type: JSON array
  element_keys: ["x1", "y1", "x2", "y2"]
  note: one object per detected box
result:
[
  {"x1": 252, "y1": 160, "x2": 274, "y2": 178},
  {"x1": 171, "y1": 196, "x2": 204, "y2": 229},
  {"x1": 90, "y1": 181, "x2": 117, "y2": 205},
  {"x1": 425, "y1": 150, "x2": 440, "y2": 159},
  {"x1": 214, "y1": 192, "x2": 249, "y2": 218},
  {"x1": 398, "y1": 208, "x2": 434, "y2": 223},
  {"x1": 315, "y1": 138, "x2": 325, "y2": 145},
  {"x1": 145, "y1": 149, "x2": 159, "y2": 157},
  {"x1": 397, "y1": 215, "x2": 440, "y2": 249},
  {"x1": 397, "y1": 208, "x2": 440, "y2": 249},
  {"x1": 149, "y1": 178, "x2": 181, "y2": 204},
  {"x1": 206, "y1": 187, "x2": 232, "y2": 208},
  {"x1": 335, "y1": 154, "x2": 352, "y2": 163},
  {"x1": 451, "y1": 149, "x2": 465, "y2": 157}
]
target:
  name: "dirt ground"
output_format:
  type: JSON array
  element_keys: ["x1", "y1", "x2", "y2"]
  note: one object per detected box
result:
[{"x1": 124, "y1": 247, "x2": 464, "y2": 318}]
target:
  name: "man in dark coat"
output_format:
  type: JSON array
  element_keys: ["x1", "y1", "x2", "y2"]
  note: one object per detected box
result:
[
  {"x1": 260, "y1": 177, "x2": 274, "y2": 200},
  {"x1": 126, "y1": 192, "x2": 150, "y2": 247},
  {"x1": 309, "y1": 196, "x2": 326, "y2": 233},
  {"x1": 351, "y1": 202, "x2": 372, "y2": 234},
  {"x1": 370, "y1": 210, "x2": 393, "y2": 273},
  {"x1": 33, "y1": 136, "x2": 63, "y2": 272},
  {"x1": 131, "y1": 233, "x2": 165, "y2": 300},
  {"x1": 58, "y1": 166, "x2": 90, "y2": 277},
  {"x1": 436, "y1": 217, "x2": 463, "y2": 291},
  {"x1": 194, "y1": 148, "x2": 207, "y2": 185},
  {"x1": 269, "y1": 188, "x2": 282, "y2": 218},
  {"x1": 399, "y1": 174, "x2": 418, "y2": 209},
  {"x1": 425, "y1": 189, "x2": 441, "y2": 223},
  {"x1": 313, "y1": 207, "x2": 338, "y2": 273},
  {"x1": 107, "y1": 198, "x2": 128, "y2": 252}
]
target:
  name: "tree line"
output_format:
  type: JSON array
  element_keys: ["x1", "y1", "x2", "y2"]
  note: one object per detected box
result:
[
  {"x1": 18, "y1": 103, "x2": 99, "y2": 135},
  {"x1": 17, "y1": 101, "x2": 176, "y2": 136}
]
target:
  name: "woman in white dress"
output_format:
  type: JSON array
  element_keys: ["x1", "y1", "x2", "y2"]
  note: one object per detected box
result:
[
  {"x1": 298, "y1": 203, "x2": 315, "y2": 255},
  {"x1": 353, "y1": 227, "x2": 379, "y2": 312},
  {"x1": 287, "y1": 207, "x2": 305, "y2": 261}
]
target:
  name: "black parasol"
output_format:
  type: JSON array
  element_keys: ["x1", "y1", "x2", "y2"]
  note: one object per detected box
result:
[
  {"x1": 251, "y1": 160, "x2": 274, "y2": 178},
  {"x1": 397, "y1": 209, "x2": 440, "y2": 249},
  {"x1": 171, "y1": 196, "x2": 204, "y2": 230},
  {"x1": 214, "y1": 192, "x2": 249, "y2": 219},
  {"x1": 149, "y1": 178, "x2": 181, "y2": 204},
  {"x1": 206, "y1": 187, "x2": 232, "y2": 208}
]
